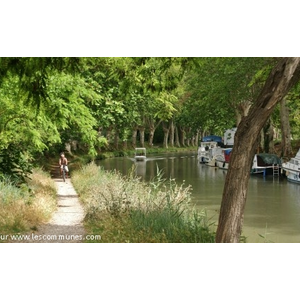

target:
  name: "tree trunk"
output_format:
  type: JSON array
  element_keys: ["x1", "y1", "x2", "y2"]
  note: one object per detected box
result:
[
  {"x1": 148, "y1": 126, "x2": 155, "y2": 147},
  {"x1": 175, "y1": 126, "x2": 180, "y2": 147},
  {"x1": 179, "y1": 127, "x2": 186, "y2": 147},
  {"x1": 147, "y1": 118, "x2": 162, "y2": 147},
  {"x1": 216, "y1": 57, "x2": 300, "y2": 243},
  {"x1": 261, "y1": 118, "x2": 274, "y2": 153},
  {"x1": 132, "y1": 126, "x2": 138, "y2": 148},
  {"x1": 169, "y1": 119, "x2": 175, "y2": 147},
  {"x1": 106, "y1": 126, "x2": 113, "y2": 148},
  {"x1": 185, "y1": 127, "x2": 191, "y2": 146},
  {"x1": 280, "y1": 96, "x2": 293, "y2": 157},
  {"x1": 139, "y1": 126, "x2": 145, "y2": 147},
  {"x1": 268, "y1": 122, "x2": 275, "y2": 153},
  {"x1": 195, "y1": 130, "x2": 200, "y2": 147},
  {"x1": 114, "y1": 128, "x2": 119, "y2": 150},
  {"x1": 162, "y1": 121, "x2": 169, "y2": 149}
]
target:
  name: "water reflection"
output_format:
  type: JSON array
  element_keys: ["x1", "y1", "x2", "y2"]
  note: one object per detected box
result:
[
  {"x1": 97, "y1": 152, "x2": 300, "y2": 242},
  {"x1": 135, "y1": 161, "x2": 147, "y2": 178}
]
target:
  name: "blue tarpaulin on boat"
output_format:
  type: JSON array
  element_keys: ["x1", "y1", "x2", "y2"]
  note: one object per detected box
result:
[{"x1": 202, "y1": 135, "x2": 222, "y2": 143}]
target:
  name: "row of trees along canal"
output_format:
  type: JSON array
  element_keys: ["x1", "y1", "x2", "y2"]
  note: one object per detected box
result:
[{"x1": 1, "y1": 57, "x2": 300, "y2": 242}]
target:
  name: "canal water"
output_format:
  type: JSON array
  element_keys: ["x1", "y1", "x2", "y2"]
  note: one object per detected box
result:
[{"x1": 97, "y1": 151, "x2": 300, "y2": 243}]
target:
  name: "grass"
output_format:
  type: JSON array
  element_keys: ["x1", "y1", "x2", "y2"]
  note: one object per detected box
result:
[
  {"x1": 0, "y1": 168, "x2": 57, "y2": 238},
  {"x1": 72, "y1": 163, "x2": 215, "y2": 243}
]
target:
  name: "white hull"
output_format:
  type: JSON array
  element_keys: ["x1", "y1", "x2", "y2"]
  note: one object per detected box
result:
[
  {"x1": 135, "y1": 156, "x2": 146, "y2": 161},
  {"x1": 286, "y1": 172, "x2": 300, "y2": 184},
  {"x1": 282, "y1": 166, "x2": 300, "y2": 184},
  {"x1": 282, "y1": 149, "x2": 300, "y2": 184},
  {"x1": 197, "y1": 142, "x2": 224, "y2": 166},
  {"x1": 216, "y1": 160, "x2": 229, "y2": 170}
]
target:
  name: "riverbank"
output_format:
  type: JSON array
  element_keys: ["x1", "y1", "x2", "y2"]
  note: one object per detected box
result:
[
  {"x1": 92, "y1": 145, "x2": 198, "y2": 161},
  {"x1": 71, "y1": 163, "x2": 215, "y2": 243}
]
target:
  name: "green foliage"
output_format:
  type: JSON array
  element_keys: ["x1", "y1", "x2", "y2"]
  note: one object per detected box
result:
[
  {"x1": 181, "y1": 57, "x2": 271, "y2": 133},
  {"x1": 1, "y1": 57, "x2": 300, "y2": 182},
  {"x1": 286, "y1": 82, "x2": 300, "y2": 137},
  {"x1": 0, "y1": 145, "x2": 33, "y2": 185}
]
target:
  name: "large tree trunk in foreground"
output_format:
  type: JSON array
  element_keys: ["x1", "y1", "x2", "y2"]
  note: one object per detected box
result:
[{"x1": 216, "y1": 57, "x2": 300, "y2": 243}]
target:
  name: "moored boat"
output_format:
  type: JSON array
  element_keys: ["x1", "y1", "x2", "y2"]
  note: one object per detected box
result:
[
  {"x1": 282, "y1": 149, "x2": 300, "y2": 183},
  {"x1": 215, "y1": 150, "x2": 281, "y2": 176},
  {"x1": 134, "y1": 147, "x2": 146, "y2": 161},
  {"x1": 251, "y1": 153, "x2": 281, "y2": 176},
  {"x1": 197, "y1": 141, "x2": 219, "y2": 164},
  {"x1": 197, "y1": 128, "x2": 237, "y2": 166}
]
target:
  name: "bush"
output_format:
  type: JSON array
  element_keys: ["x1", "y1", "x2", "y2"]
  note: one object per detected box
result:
[{"x1": 0, "y1": 144, "x2": 33, "y2": 185}]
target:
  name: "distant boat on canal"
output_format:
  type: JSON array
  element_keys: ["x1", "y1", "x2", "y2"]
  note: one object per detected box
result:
[
  {"x1": 197, "y1": 140, "x2": 220, "y2": 163},
  {"x1": 197, "y1": 128, "x2": 236, "y2": 165},
  {"x1": 134, "y1": 147, "x2": 146, "y2": 161}
]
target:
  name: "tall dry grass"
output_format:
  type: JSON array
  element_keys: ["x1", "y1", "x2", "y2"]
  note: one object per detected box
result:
[
  {"x1": 72, "y1": 163, "x2": 215, "y2": 242},
  {"x1": 0, "y1": 168, "x2": 57, "y2": 236}
]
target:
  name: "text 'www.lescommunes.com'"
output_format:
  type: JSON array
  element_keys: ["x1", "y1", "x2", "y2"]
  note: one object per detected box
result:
[{"x1": 1, "y1": 233, "x2": 101, "y2": 241}]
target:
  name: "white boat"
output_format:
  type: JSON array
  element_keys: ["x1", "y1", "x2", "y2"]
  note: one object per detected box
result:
[
  {"x1": 197, "y1": 129, "x2": 236, "y2": 166},
  {"x1": 134, "y1": 147, "x2": 146, "y2": 161},
  {"x1": 282, "y1": 149, "x2": 300, "y2": 183},
  {"x1": 215, "y1": 150, "x2": 281, "y2": 177},
  {"x1": 197, "y1": 141, "x2": 219, "y2": 164}
]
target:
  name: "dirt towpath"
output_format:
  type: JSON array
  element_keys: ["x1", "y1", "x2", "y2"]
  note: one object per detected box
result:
[
  {"x1": 37, "y1": 178, "x2": 86, "y2": 243},
  {"x1": 11, "y1": 177, "x2": 86, "y2": 243}
]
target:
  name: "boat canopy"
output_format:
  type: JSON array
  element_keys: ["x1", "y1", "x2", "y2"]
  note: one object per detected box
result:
[
  {"x1": 202, "y1": 135, "x2": 222, "y2": 143},
  {"x1": 256, "y1": 153, "x2": 281, "y2": 166}
]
